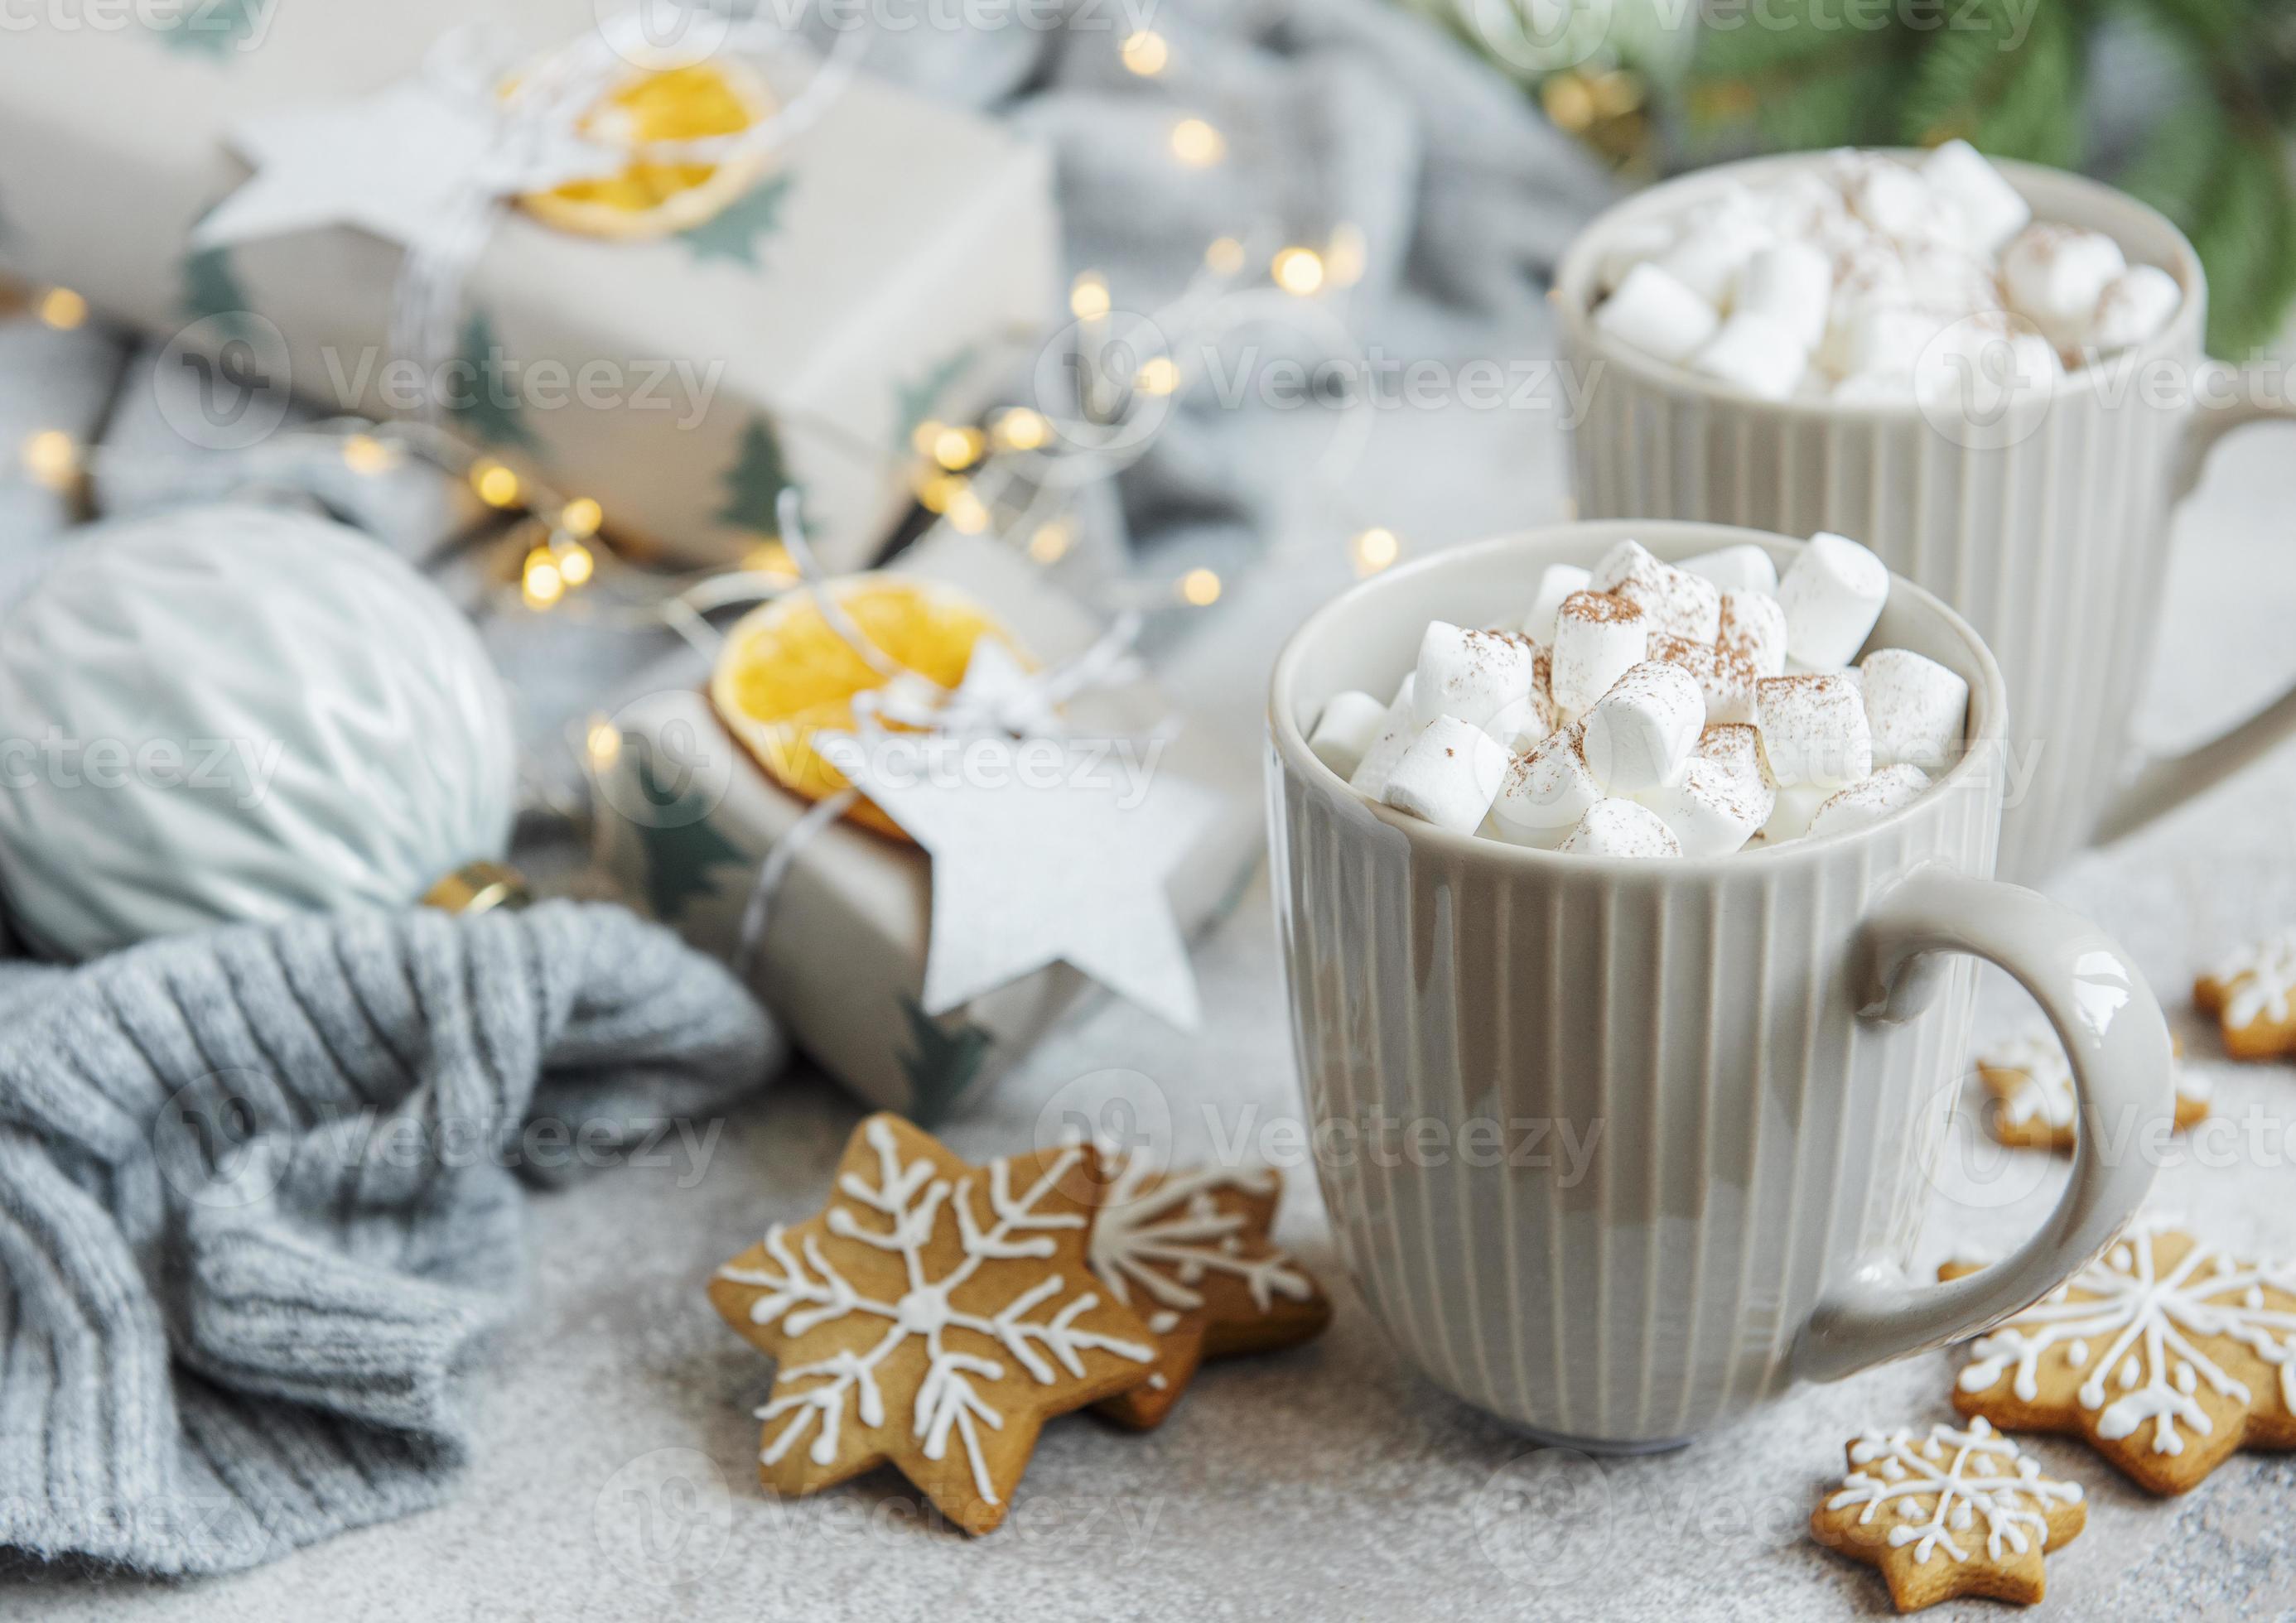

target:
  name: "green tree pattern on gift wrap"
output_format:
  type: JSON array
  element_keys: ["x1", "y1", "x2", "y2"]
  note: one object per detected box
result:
[
  {"x1": 146, "y1": 0, "x2": 267, "y2": 57},
  {"x1": 448, "y1": 311, "x2": 542, "y2": 455},
  {"x1": 897, "y1": 995, "x2": 994, "y2": 1126},
  {"x1": 629, "y1": 748, "x2": 751, "y2": 925},
  {"x1": 178, "y1": 244, "x2": 257, "y2": 340},
  {"x1": 678, "y1": 173, "x2": 793, "y2": 267},
  {"x1": 717, "y1": 416, "x2": 805, "y2": 537}
]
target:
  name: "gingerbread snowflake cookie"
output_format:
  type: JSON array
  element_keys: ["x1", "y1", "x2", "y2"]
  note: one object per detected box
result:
[
  {"x1": 1941, "y1": 1219, "x2": 2296, "y2": 1494},
  {"x1": 2195, "y1": 927, "x2": 2296, "y2": 1058},
  {"x1": 1086, "y1": 1156, "x2": 1329, "y2": 1430},
  {"x1": 1975, "y1": 1030, "x2": 2207, "y2": 1151},
  {"x1": 707, "y1": 1114, "x2": 1156, "y2": 1534},
  {"x1": 1811, "y1": 1418, "x2": 2086, "y2": 1612}
]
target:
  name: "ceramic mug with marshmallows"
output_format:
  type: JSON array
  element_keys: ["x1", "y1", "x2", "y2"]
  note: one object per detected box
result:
[
  {"x1": 1556, "y1": 152, "x2": 2296, "y2": 883},
  {"x1": 1266, "y1": 523, "x2": 2172, "y2": 1449}
]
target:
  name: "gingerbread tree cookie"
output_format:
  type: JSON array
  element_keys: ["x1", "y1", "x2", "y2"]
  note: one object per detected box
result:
[
  {"x1": 1085, "y1": 1157, "x2": 1330, "y2": 1430},
  {"x1": 1975, "y1": 1030, "x2": 2207, "y2": 1151},
  {"x1": 2195, "y1": 928, "x2": 2296, "y2": 1058},
  {"x1": 1811, "y1": 1418, "x2": 2086, "y2": 1612},
  {"x1": 707, "y1": 1114, "x2": 1156, "y2": 1534},
  {"x1": 1942, "y1": 1219, "x2": 2296, "y2": 1494}
]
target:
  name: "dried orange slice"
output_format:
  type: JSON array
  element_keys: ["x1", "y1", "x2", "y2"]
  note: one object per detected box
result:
[
  {"x1": 519, "y1": 60, "x2": 772, "y2": 239},
  {"x1": 711, "y1": 576, "x2": 1028, "y2": 840}
]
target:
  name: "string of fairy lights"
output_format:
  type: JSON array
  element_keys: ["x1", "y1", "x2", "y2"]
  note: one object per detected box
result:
[{"x1": 5, "y1": 21, "x2": 1413, "y2": 637}]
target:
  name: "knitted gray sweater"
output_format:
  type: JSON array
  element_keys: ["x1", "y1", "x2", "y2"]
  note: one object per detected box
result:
[{"x1": 0, "y1": 900, "x2": 780, "y2": 1575}]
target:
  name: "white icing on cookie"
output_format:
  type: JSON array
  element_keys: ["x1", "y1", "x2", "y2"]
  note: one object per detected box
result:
[
  {"x1": 1088, "y1": 1154, "x2": 1314, "y2": 1321},
  {"x1": 1956, "y1": 1217, "x2": 2296, "y2": 1455},
  {"x1": 1827, "y1": 1418, "x2": 2078, "y2": 1566},
  {"x1": 718, "y1": 1120, "x2": 1153, "y2": 1505},
  {"x1": 1980, "y1": 1032, "x2": 2075, "y2": 1129},
  {"x1": 2212, "y1": 929, "x2": 2296, "y2": 1028}
]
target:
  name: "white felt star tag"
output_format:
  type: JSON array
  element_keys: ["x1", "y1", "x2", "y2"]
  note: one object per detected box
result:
[
  {"x1": 817, "y1": 729, "x2": 1215, "y2": 1028},
  {"x1": 194, "y1": 76, "x2": 621, "y2": 257}
]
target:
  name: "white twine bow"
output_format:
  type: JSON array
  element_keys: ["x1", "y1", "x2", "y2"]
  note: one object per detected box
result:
[{"x1": 729, "y1": 489, "x2": 1153, "y2": 980}]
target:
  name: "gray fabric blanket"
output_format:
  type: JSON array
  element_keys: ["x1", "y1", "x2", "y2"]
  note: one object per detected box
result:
[{"x1": 0, "y1": 900, "x2": 779, "y2": 1575}]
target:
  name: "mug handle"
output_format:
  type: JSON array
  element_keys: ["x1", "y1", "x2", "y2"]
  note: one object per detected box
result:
[
  {"x1": 2091, "y1": 364, "x2": 2296, "y2": 844},
  {"x1": 1794, "y1": 865, "x2": 2172, "y2": 1384}
]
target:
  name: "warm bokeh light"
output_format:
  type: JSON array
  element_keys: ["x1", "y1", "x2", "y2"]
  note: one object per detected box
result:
[
  {"x1": 1327, "y1": 224, "x2": 1368, "y2": 289},
  {"x1": 585, "y1": 716, "x2": 622, "y2": 768},
  {"x1": 1179, "y1": 567, "x2": 1222, "y2": 607},
  {"x1": 560, "y1": 496, "x2": 604, "y2": 538},
  {"x1": 1204, "y1": 236, "x2": 1246, "y2": 276},
  {"x1": 472, "y1": 460, "x2": 522, "y2": 508},
  {"x1": 557, "y1": 542, "x2": 596, "y2": 586},
  {"x1": 1135, "y1": 356, "x2": 1179, "y2": 396},
  {"x1": 1069, "y1": 272, "x2": 1111, "y2": 321},
  {"x1": 1272, "y1": 247, "x2": 1326, "y2": 296},
  {"x1": 22, "y1": 430, "x2": 78, "y2": 490},
  {"x1": 1351, "y1": 526, "x2": 1401, "y2": 576},
  {"x1": 932, "y1": 425, "x2": 985, "y2": 470},
  {"x1": 994, "y1": 407, "x2": 1049, "y2": 451},
  {"x1": 38, "y1": 288, "x2": 88, "y2": 330},
  {"x1": 1170, "y1": 118, "x2": 1225, "y2": 167},
  {"x1": 1120, "y1": 30, "x2": 1168, "y2": 75},
  {"x1": 1027, "y1": 519, "x2": 1073, "y2": 564},
  {"x1": 341, "y1": 433, "x2": 398, "y2": 475},
  {"x1": 945, "y1": 488, "x2": 991, "y2": 534},
  {"x1": 521, "y1": 549, "x2": 564, "y2": 609}
]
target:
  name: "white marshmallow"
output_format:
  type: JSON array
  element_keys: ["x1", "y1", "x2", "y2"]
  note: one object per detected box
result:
[
  {"x1": 1776, "y1": 531, "x2": 1888, "y2": 669},
  {"x1": 1916, "y1": 313, "x2": 2063, "y2": 417},
  {"x1": 1922, "y1": 139, "x2": 2031, "y2": 255},
  {"x1": 1859, "y1": 647, "x2": 1970, "y2": 772},
  {"x1": 1761, "y1": 782, "x2": 1831, "y2": 843},
  {"x1": 2000, "y1": 224, "x2": 2126, "y2": 349},
  {"x1": 1522, "y1": 562, "x2": 1593, "y2": 645},
  {"x1": 1559, "y1": 797, "x2": 1681, "y2": 860},
  {"x1": 1680, "y1": 544, "x2": 1777, "y2": 598},
  {"x1": 1411, "y1": 622, "x2": 1535, "y2": 731},
  {"x1": 1756, "y1": 672, "x2": 1874, "y2": 789},
  {"x1": 1597, "y1": 263, "x2": 1720, "y2": 364},
  {"x1": 1550, "y1": 590, "x2": 1649, "y2": 715},
  {"x1": 1846, "y1": 159, "x2": 1934, "y2": 242},
  {"x1": 1591, "y1": 539, "x2": 1724, "y2": 643},
  {"x1": 1489, "y1": 723, "x2": 1602, "y2": 848},
  {"x1": 1697, "y1": 720, "x2": 1769, "y2": 789},
  {"x1": 1636, "y1": 757, "x2": 1768, "y2": 858},
  {"x1": 1821, "y1": 304, "x2": 1951, "y2": 384},
  {"x1": 1691, "y1": 310, "x2": 1808, "y2": 401},
  {"x1": 1806, "y1": 763, "x2": 1933, "y2": 838},
  {"x1": 2088, "y1": 264, "x2": 2181, "y2": 354},
  {"x1": 1656, "y1": 195, "x2": 1774, "y2": 306},
  {"x1": 1736, "y1": 241, "x2": 1832, "y2": 352},
  {"x1": 1719, "y1": 590, "x2": 1788, "y2": 678},
  {"x1": 1649, "y1": 633, "x2": 1759, "y2": 726},
  {"x1": 1346, "y1": 698, "x2": 1421, "y2": 800},
  {"x1": 1383, "y1": 715, "x2": 1510, "y2": 834},
  {"x1": 1307, "y1": 690, "x2": 1387, "y2": 780},
  {"x1": 1580, "y1": 661, "x2": 1705, "y2": 794},
  {"x1": 1483, "y1": 692, "x2": 1550, "y2": 754},
  {"x1": 1597, "y1": 217, "x2": 1680, "y2": 295}
]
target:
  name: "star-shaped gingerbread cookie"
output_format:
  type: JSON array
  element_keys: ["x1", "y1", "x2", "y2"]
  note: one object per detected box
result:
[
  {"x1": 2195, "y1": 927, "x2": 2296, "y2": 1059},
  {"x1": 1084, "y1": 1156, "x2": 1330, "y2": 1430},
  {"x1": 1811, "y1": 1417, "x2": 2086, "y2": 1611},
  {"x1": 707, "y1": 1114, "x2": 1156, "y2": 1534},
  {"x1": 1942, "y1": 1219, "x2": 2296, "y2": 1494},
  {"x1": 1975, "y1": 1030, "x2": 2207, "y2": 1151}
]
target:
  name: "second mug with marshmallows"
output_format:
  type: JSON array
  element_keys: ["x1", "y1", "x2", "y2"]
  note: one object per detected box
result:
[{"x1": 1556, "y1": 150, "x2": 2296, "y2": 883}]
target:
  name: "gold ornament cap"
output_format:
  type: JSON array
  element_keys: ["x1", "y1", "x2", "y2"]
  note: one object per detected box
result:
[{"x1": 422, "y1": 861, "x2": 531, "y2": 916}]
